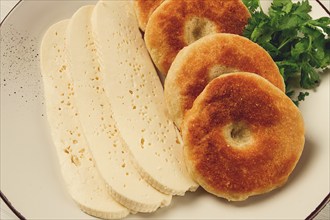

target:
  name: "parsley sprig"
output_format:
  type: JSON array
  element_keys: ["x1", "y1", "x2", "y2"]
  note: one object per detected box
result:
[{"x1": 243, "y1": 0, "x2": 330, "y2": 105}]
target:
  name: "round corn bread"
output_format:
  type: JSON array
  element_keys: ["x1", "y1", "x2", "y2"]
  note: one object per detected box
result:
[
  {"x1": 182, "y1": 72, "x2": 304, "y2": 201},
  {"x1": 164, "y1": 33, "x2": 285, "y2": 129},
  {"x1": 144, "y1": 0, "x2": 250, "y2": 75},
  {"x1": 134, "y1": 0, "x2": 165, "y2": 31}
]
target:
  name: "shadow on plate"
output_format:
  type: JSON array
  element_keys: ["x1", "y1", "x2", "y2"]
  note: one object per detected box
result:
[{"x1": 131, "y1": 188, "x2": 206, "y2": 218}]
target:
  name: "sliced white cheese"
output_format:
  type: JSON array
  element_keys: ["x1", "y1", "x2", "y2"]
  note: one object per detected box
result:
[
  {"x1": 40, "y1": 19, "x2": 129, "y2": 219},
  {"x1": 91, "y1": 0, "x2": 198, "y2": 195},
  {"x1": 66, "y1": 5, "x2": 171, "y2": 212}
]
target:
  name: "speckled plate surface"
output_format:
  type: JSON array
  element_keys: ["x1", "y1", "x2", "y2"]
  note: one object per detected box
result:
[{"x1": 1, "y1": 0, "x2": 329, "y2": 219}]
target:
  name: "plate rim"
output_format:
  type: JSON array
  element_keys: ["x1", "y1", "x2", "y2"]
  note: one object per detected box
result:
[{"x1": 0, "y1": 0, "x2": 329, "y2": 219}]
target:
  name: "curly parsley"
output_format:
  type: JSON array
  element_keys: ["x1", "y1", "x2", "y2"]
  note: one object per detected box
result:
[{"x1": 243, "y1": 0, "x2": 330, "y2": 105}]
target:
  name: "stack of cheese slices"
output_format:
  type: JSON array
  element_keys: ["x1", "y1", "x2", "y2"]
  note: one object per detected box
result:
[
  {"x1": 41, "y1": 0, "x2": 305, "y2": 219},
  {"x1": 41, "y1": 1, "x2": 198, "y2": 219}
]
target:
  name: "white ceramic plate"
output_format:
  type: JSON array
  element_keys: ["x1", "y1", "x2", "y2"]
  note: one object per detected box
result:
[{"x1": 1, "y1": 0, "x2": 329, "y2": 219}]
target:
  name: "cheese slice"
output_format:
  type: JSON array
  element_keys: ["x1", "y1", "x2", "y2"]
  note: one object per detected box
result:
[
  {"x1": 91, "y1": 0, "x2": 198, "y2": 195},
  {"x1": 66, "y1": 5, "x2": 171, "y2": 212},
  {"x1": 40, "y1": 19, "x2": 129, "y2": 219}
]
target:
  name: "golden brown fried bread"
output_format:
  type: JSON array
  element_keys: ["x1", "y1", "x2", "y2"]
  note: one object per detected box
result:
[
  {"x1": 165, "y1": 33, "x2": 285, "y2": 129},
  {"x1": 144, "y1": 0, "x2": 250, "y2": 75},
  {"x1": 182, "y1": 72, "x2": 304, "y2": 201},
  {"x1": 134, "y1": 0, "x2": 165, "y2": 31}
]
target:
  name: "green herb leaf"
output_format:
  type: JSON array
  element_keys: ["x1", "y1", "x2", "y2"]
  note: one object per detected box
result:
[
  {"x1": 300, "y1": 62, "x2": 320, "y2": 89},
  {"x1": 242, "y1": 0, "x2": 261, "y2": 13}
]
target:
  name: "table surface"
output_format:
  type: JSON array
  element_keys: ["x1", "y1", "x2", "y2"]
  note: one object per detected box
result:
[{"x1": 0, "y1": 0, "x2": 329, "y2": 219}]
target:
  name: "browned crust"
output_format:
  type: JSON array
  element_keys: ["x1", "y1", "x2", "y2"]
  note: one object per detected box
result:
[
  {"x1": 164, "y1": 33, "x2": 285, "y2": 129},
  {"x1": 134, "y1": 0, "x2": 165, "y2": 31},
  {"x1": 182, "y1": 72, "x2": 304, "y2": 201},
  {"x1": 145, "y1": 0, "x2": 251, "y2": 75}
]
